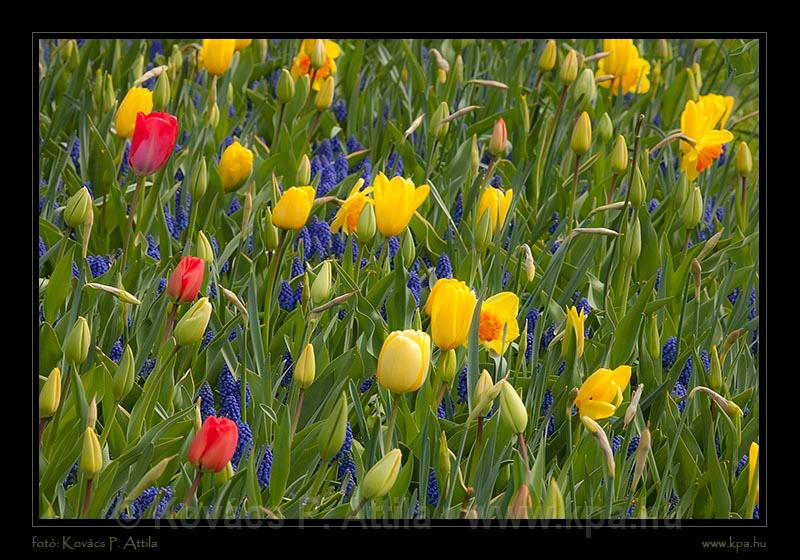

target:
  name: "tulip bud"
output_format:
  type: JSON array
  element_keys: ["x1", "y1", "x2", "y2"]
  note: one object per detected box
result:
[
  {"x1": 310, "y1": 261, "x2": 332, "y2": 305},
  {"x1": 610, "y1": 135, "x2": 628, "y2": 174},
  {"x1": 688, "y1": 386, "x2": 743, "y2": 416},
  {"x1": 215, "y1": 461, "x2": 234, "y2": 484},
  {"x1": 470, "y1": 134, "x2": 480, "y2": 178},
  {"x1": 439, "y1": 349, "x2": 457, "y2": 384},
  {"x1": 93, "y1": 69, "x2": 104, "y2": 108},
  {"x1": 153, "y1": 71, "x2": 171, "y2": 111},
  {"x1": 188, "y1": 416, "x2": 239, "y2": 473},
  {"x1": 194, "y1": 400, "x2": 203, "y2": 433},
  {"x1": 430, "y1": 102, "x2": 450, "y2": 141},
  {"x1": 571, "y1": 111, "x2": 592, "y2": 156},
  {"x1": 596, "y1": 112, "x2": 613, "y2": 143},
  {"x1": 318, "y1": 391, "x2": 349, "y2": 461},
  {"x1": 242, "y1": 190, "x2": 253, "y2": 235},
  {"x1": 630, "y1": 167, "x2": 646, "y2": 209},
  {"x1": 720, "y1": 329, "x2": 742, "y2": 362},
  {"x1": 571, "y1": 68, "x2": 596, "y2": 109},
  {"x1": 736, "y1": 142, "x2": 752, "y2": 177},
  {"x1": 311, "y1": 39, "x2": 327, "y2": 69},
  {"x1": 559, "y1": 49, "x2": 578, "y2": 84},
  {"x1": 674, "y1": 172, "x2": 690, "y2": 210},
  {"x1": 624, "y1": 383, "x2": 645, "y2": 429},
  {"x1": 489, "y1": 118, "x2": 507, "y2": 157},
  {"x1": 401, "y1": 229, "x2": 415, "y2": 268},
  {"x1": 64, "y1": 187, "x2": 92, "y2": 229},
  {"x1": 709, "y1": 345, "x2": 723, "y2": 392},
  {"x1": 167, "y1": 256, "x2": 205, "y2": 303},
  {"x1": 356, "y1": 203, "x2": 376, "y2": 243},
  {"x1": 103, "y1": 74, "x2": 116, "y2": 114},
  {"x1": 473, "y1": 369, "x2": 495, "y2": 417},
  {"x1": 174, "y1": 297, "x2": 213, "y2": 346},
  {"x1": 188, "y1": 158, "x2": 208, "y2": 201},
  {"x1": 295, "y1": 343, "x2": 317, "y2": 389},
  {"x1": 646, "y1": 314, "x2": 660, "y2": 360},
  {"x1": 656, "y1": 39, "x2": 669, "y2": 59},
  {"x1": 61, "y1": 39, "x2": 76, "y2": 68},
  {"x1": 315, "y1": 76, "x2": 334, "y2": 110},
  {"x1": 538, "y1": 40, "x2": 557, "y2": 72},
  {"x1": 475, "y1": 210, "x2": 493, "y2": 252},
  {"x1": 631, "y1": 423, "x2": 651, "y2": 492},
  {"x1": 691, "y1": 258, "x2": 702, "y2": 301},
  {"x1": 87, "y1": 396, "x2": 98, "y2": 430},
  {"x1": 682, "y1": 186, "x2": 703, "y2": 229},
  {"x1": 207, "y1": 101, "x2": 220, "y2": 128},
  {"x1": 522, "y1": 244, "x2": 536, "y2": 282},
  {"x1": 454, "y1": 54, "x2": 464, "y2": 82},
  {"x1": 498, "y1": 380, "x2": 528, "y2": 435},
  {"x1": 39, "y1": 367, "x2": 62, "y2": 419},
  {"x1": 112, "y1": 345, "x2": 135, "y2": 402},
  {"x1": 64, "y1": 316, "x2": 91, "y2": 366},
  {"x1": 437, "y1": 431, "x2": 451, "y2": 483},
  {"x1": 296, "y1": 154, "x2": 311, "y2": 185},
  {"x1": 623, "y1": 217, "x2": 642, "y2": 263},
  {"x1": 508, "y1": 482, "x2": 531, "y2": 519},
  {"x1": 361, "y1": 448, "x2": 402, "y2": 500},
  {"x1": 276, "y1": 68, "x2": 295, "y2": 104},
  {"x1": 132, "y1": 53, "x2": 144, "y2": 84},
  {"x1": 195, "y1": 231, "x2": 215, "y2": 263},
  {"x1": 226, "y1": 83, "x2": 234, "y2": 108},
  {"x1": 79, "y1": 426, "x2": 103, "y2": 478},
  {"x1": 125, "y1": 456, "x2": 175, "y2": 507},
  {"x1": 544, "y1": 477, "x2": 565, "y2": 519},
  {"x1": 686, "y1": 68, "x2": 698, "y2": 101}
]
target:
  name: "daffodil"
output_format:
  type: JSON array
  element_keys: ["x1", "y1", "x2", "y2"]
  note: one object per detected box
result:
[
  {"x1": 371, "y1": 172, "x2": 429, "y2": 237},
  {"x1": 679, "y1": 93, "x2": 735, "y2": 180},
  {"x1": 596, "y1": 39, "x2": 650, "y2": 96},
  {"x1": 574, "y1": 365, "x2": 632, "y2": 420},
  {"x1": 331, "y1": 179, "x2": 372, "y2": 235},
  {"x1": 290, "y1": 39, "x2": 341, "y2": 91},
  {"x1": 478, "y1": 292, "x2": 520, "y2": 355},
  {"x1": 564, "y1": 305, "x2": 587, "y2": 358},
  {"x1": 476, "y1": 186, "x2": 513, "y2": 236},
  {"x1": 425, "y1": 278, "x2": 477, "y2": 350}
]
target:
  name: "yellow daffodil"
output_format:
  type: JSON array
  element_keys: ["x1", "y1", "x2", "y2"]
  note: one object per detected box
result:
[
  {"x1": 476, "y1": 186, "x2": 513, "y2": 236},
  {"x1": 574, "y1": 365, "x2": 632, "y2": 420},
  {"x1": 331, "y1": 179, "x2": 372, "y2": 235},
  {"x1": 114, "y1": 87, "x2": 153, "y2": 138},
  {"x1": 597, "y1": 39, "x2": 650, "y2": 96},
  {"x1": 748, "y1": 441, "x2": 759, "y2": 496},
  {"x1": 218, "y1": 141, "x2": 254, "y2": 192},
  {"x1": 371, "y1": 172, "x2": 429, "y2": 237},
  {"x1": 290, "y1": 39, "x2": 341, "y2": 91},
  {"x1": 377, "y1": 330, "x2": 431, "y2": 394},
  {"x1": 199, "y1": 39, "x2": 237, "y2": 76},
  {"x1": 564, "y1": 305, "x2": 587, "y2": 358},
  {"x1": 424, "y1": 278, "x2": 478, "y2": 351},
  {"x1": 272, "y1": 186, "x2": 316, "y2": 230},
  {"x1": 478, "y1": 292, "x2": 520, "y2": 355},
  {"x1": 679, "y1": 93, "x2": 734, "y2": 180}
]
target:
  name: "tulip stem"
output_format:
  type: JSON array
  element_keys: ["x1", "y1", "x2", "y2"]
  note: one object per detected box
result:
[
  {"x1": 274, "y1": 103, "x2": 286, "y2": 147},
  {"x1": 308, "y1": 111, "x2": 323, "y2": 139},
  {"x1": 290, "y1": 389, "x2": 305, "y2": 442},
  {"x1": 121, "y1": 175, "x2": 146, "y2": 270},
  {"x1": 57, "y1": 227, "x2": 72, "y2": 261},
  {"x1": 99, "y1": 401, "x2": 119, "y2": 448},
  {"x1": 741, "y1": 176, "x2": 747, "y2": 217},
  {"x1": 181, "y1": 470, "x2": 203, "y2": 514},
  {"x1": 80, "y1": 478, "x2": 94, "y2": 519},
  {"x1": 349, "y1": 498, "x2": 367, "y2": 519},
  {"x1": 384, "y1": 397, "x2": 400, "y2": 450},
  {"x1": 517, "y1": 432, "x2": 530, "y2": 473},
  {"x1": 607, "y1": 173, "x2": 619, "y2": 204},
  {"x1": 161, "y1": 302, "x2": 178, "y2": 347},
  {"x1": 436, "y1": 382, "x2": 448, "y2": 410},
  {"x1": 38, "y1": 417, "x2": 49, "y2": 446},
  {"x1": 567, "y1": 154, "x2": 581, "y2": 234}
]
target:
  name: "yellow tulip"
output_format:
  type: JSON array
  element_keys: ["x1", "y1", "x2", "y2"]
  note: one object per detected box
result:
[
  {"x1": 331, "y1": 179, "x2": 372, "y2": 235},
  {"x1": 377, "y1": 330, "x2": 431, "y2": 394},
  {"x1": 478, "y1": 292, "x2": 520, "y2": 355},
  {"x1": 361, "y1": 448, "x2": 402, "y2": 499},
  {"x1": 564, "y1": 305, "x2": 587, "y2": 358},
  {"x1": 538, "y1": 39, "x2": 557, "y2": 72},
  {"x1": 371, "y1": 172, "x2": 429, "y2": 237},
  {"x1": 290, "y1": 39, "x2": 341, "y2": 91},
  {"x1": 218, "y1": 141, "x2": 254, "y2": 192},
  {"x1": 199, "y1": 39, "x2": 236, "y2": 76},
  {"x1": 476, "y1": 186, "x2": 513, "y2": 237},
  {"x1": 679, "y1": 93, "x2": 734, "y2": 180},
  {"x1": 114, "y1": 87, "x2": 153, "y2": 138},
  {"x1": 272, "y1": 186, "x2": 316, "y2": 230},
  {"x1": 573, "y1": 365, "x2": 632, "y2": 420},
  {"x1": 748, "y1": 441, "x2": 759, "y2": 495},
  {"x1": 424, "y1": 278, "x2": 478, "y2": 351},
  {"x1": 234, "y1": 39, "x2": 253, "y2": 52},
  {"x1": 596, "y1": 39, "x2": 650, "y2": 96}
]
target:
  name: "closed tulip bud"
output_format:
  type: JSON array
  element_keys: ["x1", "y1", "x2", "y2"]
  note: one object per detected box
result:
[
  {"x1": 79, "y1": 426, "x2": 103, "y2": 478},
  {"x1": 226, "y1": 83, "x2": 234, "y2": 108},
  {"x1": 437, "y1": 431, "x2": 451, "y2": 482},
  {"x1": 470, "y1": 134, "x2": 480, "y2": 177},
  {"x1": 630, "y1": 167, "x2": 646, "y2": 209},
  {"x1": 489, "y1": 118, "x2": 507, "y2": 157},
  {"x1": 559, "y1": 49, "x2": 578, "y2": 84},
  {"x1": 475, "y1": 209, "x2": 493, "y2": 252},
  {"x1": 508, "y1": 482, "x2": 531, "y2": 519},
  {"x1": 296, "y1": 154, "x2": 311, "y2": 185},
  {"x1": 256, "y1": 39, "x2": 268, "y2": 61},
  {"x1": 87, "y1": 396, "x2": 98, "y2": 430},
  {"x1": 438, "y1": 348, "x2": 457, "y2": 384},
  {"x1": 473, "y1": 369, "x2": 495, "y2": 417},
  {"x1": 174, "y1": 297, "x2": 213, "y2": 346},
  {"x1": 544, "y1": 477, "x2": 566, "y2": 519},
  {"x1": 112, "y1": 345, "x2": 135, "y2": 402},
  {"x1": 276, "y1": 68, "x2": 295, "y2": 104},
  {"x1": 646, "y1": 314, "x2": 660, "y2": 360},
  {"x1": 125, "y1": 456, "x2": 176, "y2": 507},
  {"x1": 61, "y1": 39, "x2": 75, "y2": 67},
  {"x1": 273, "y1": 186, "x2": 315, "y2": 230},
  {"x1": 318, "y1": 391, "x2": 349, "y2": 461},
  {"x1": 709, "y1": 344, "x2": 723, "y2": 392},
  {"x1": 191, "y1": 231, "x2": 212, "y2": 264},
  {"x1": 498, "y1": 380, "x2": 528, "y2": 434},
  {"x1": 167, "y1": 256, "x2": 205, "y2": 302},
  {"x1": 401, "y1": 229, "x2": 415, "y2": 267},
  {"x1": 430, "y1": 102, "x2": 450, "y2": 141},
  {"x1": 674, "y1": 173, "x2": 690, "y2": 210},
  {"x1": 103, "y1": 74, "x2": 116, "y2": 114},
  {"x1": 93, "y1": 70, "x2": 104, "y2": 108},
  {"x1": 736, "y1": 142, "x2": 752, "y2": 177},
  {"x1": 623, "y1": 217, "x2": 642, "y2": 263},
  {"x1": 572, "y1": 68, "x2": 597, "y2": 108},
  {"x1": 207, "y1": 101, "x2": 220, "y2": 128},
  {"x1": 114, "y1": 87, "x2": 153, "y2": 138},
  {"x1": 361, "y1": 448, "x2": 402, "y2": 500},
  {"x1": 596, "y1": 112, "x2": 613, "y2": 143},
  {"x1": 295, "y1": 343, "x2": 316, "y2": 389},
  {"x1": 218, "y1": 141, "x2": 254, "y2": 193},
  {"x1": 520, "y1": 95, "x2": 530, "y2": 135},
  {"x1": 315, "y1": 76, "x2": 334, "y2": 110},
  {"x1": 631, "y1": 423, "x2": 651, "y2": 492},
  {"x1": 691, "y1": 258, "x2": 702, "y2": 301},
  {"x1": 539, "y1": 40, "x2": 557, "y2": 72},
  {"x1": 188, "y1": 158, "x2": 208, "y2": 200},
  {"x1": 682, "y1": 186, "x2": 703, "y2": 229},
  {"x1": 215, "y1": 461, "x2": 234, "y2": 484},
  {"x1": 64, "y1": 186, "x2": 92, "y2": 228},
  {"x1": 39, "y1": 367, "x2": 62, "y2": 419},
  {"x1": 64, "y1": 316, "x2": 91, "y2": 366},
  {"x1": 188, "y1": 416, "x2": 238, "y2": 473},
  {"x1": 521, "y1": 243, "x2": 535, "y2": 282},
  {"x1": 610, "y1": 135, "x2": 628, "y2": 174},
  {"x1": 377, "y1": 330, "x2": 431, "y2": 394},
  {"x1": 194, "y1": 400, "x2": 203, "y2": 433},
  {"x1": 624, "y1": 383, "x2": 645, "y2": 429},
  {"x1": 311, "y1": 261, "x2": 332, "y2": 304},
  {"x1": 264, "y1": 208, "x2": 280, "y2": 251},
  {"x1": 311, "y1": 39, "x2": 327, "y2": 69},
  {"x1": 153, "y1": 71, "x2": 171, "y2": 111},
  {"x1": 356, "y1": 203, "x2": 376, "y2": 243},
  {"x1": 656, "y1": 39, "x2": 669, "y2": 59},
  {"x1": 454, "y1": 54, "x2": 464, "y2": 82},
  {"x1": 571, "y1": 111, "x2": 592, "y2": 156}
]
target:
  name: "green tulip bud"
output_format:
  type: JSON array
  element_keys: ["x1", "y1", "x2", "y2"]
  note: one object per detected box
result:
[
  {"x1": 475, "y1": 209, "x2": 493, "y2": 252},
  {"x1": 153, "y1": 71, "x2": 171, "y2": 111},
  {"x1": 215, "y1": 461, "x2": 234, "y2": 484},
  {"x1": 39, "y1": 367, "x2": 62, "y2": 419},
  {"x1": 430, "y1": 101, "x2": 450, "y2": 141},
  {"x1": 64, "y1": 187, "x2": 92, "y2": 229},
  {"x1": 571, "y1": 68, "x2": 597, "y2": 109},
  {"x1": 112, "y1": 345, "x2": 135, "y2": 402},
  {"x1": 276, "y1": 68, "x2": 295, "y2": 104},
  {"x1": 596, "y1": 112, "x2": 613, "y2": 143},
  {"x1": 168, "y1": 45, "x2": 183, "y2": 81},
  {"x1": 709, "y1": 344, "x2": 723, "y2": 393},
  {"x1": 103, "y1": 74, "x2": 116, "y2": 114},
  {"x1": 470, "y1": 135, "x2": 480, "y2": 178},
  {"x1": 124, "y1": 455, "x2": 175, "y2": 508},
  {"x1": 401, "y1": 229, "x2": 415, "y2": 268},
  {"x1": 174, "y1": 297, "x2": 212, "y2": 346},
  {"x1": 436, "y1": 431, "x2": 451, "y2": 484},
  {"x1": 544, "y1": 477, "x2": 565, "y2": 519},
  {"x1": 630, "y1": 167, "x2": 646, "y2": 209},
  {"x1": 361, "y1": 448, "x2": 402, "y2": 500},
  {"x1": 674, "y1": 173, "x2": 690, "y2": 211},
  {"x1": 310, "y1": 260, "x2": 332, "y2": 305},
  {"x1": 682, "y1": 186, "x2": 703, "y2": 230},
  {"x1": 645, "y1": 314, "x2": 660, "y2": 360},
  {"x1": 736, "y1": 142, "x2": 753, "y2": 177},
  {"x1": 439, "y1": 348, "x2": 457, "y2": 384},
  {"x1": 189, "y1": 158, "x2": 207, "y2": 201},
  {"x1": 195, "y1": 230, "x2": 215, "y2": 263},
  {"x1": 356, "y1": 203, "x2": 376, "y2": 243},
  {"x1": 64, "y1": 316, "x2": 91, "y2": 366},
  {"x1": 610, "y1": 135, "x2": 628, "y2": 174},
  {"x1": 296, "y1": 154, "x2": 311, "y2": 185},
  {"x1": 623, "y1": 217, "x2": 642, "y2": 263},
  {"x1": 498, "y1": 379, "x2": 528, "y2": 435},
  {"x1": 311, "y1": 39, "x2": 327, "y2": 69},
  {"x1": 79, "y1": 426, "x2": 103, "y2": 478},
  {"x1": 295, "y1": 343, "x2": 316, "y2": 389},
  {"x1": 559, "y1": 49, "x2": 578, "y2": 84},
  {"x1": 317, "y1": 391, "x2": 349, "y2": 461}
]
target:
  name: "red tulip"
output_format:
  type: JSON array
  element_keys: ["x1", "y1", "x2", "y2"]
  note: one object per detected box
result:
[
  {"x1": 167, "y1": 256, "x2": 204, "y2": 302},
  {"x1": 187, "y1": 416, "x2": 238, "y2": 473},
  {"x1": 129, "y1": 111, "x2": 178, "y2": 176}
]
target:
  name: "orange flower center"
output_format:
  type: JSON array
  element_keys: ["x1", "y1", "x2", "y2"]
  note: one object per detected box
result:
[
  {"x1": 696, "y1": 144, "x2": 724, "y2": 172},
  {"x1": 479, "y1": 310, "x2": 502, "y2": 342}
]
